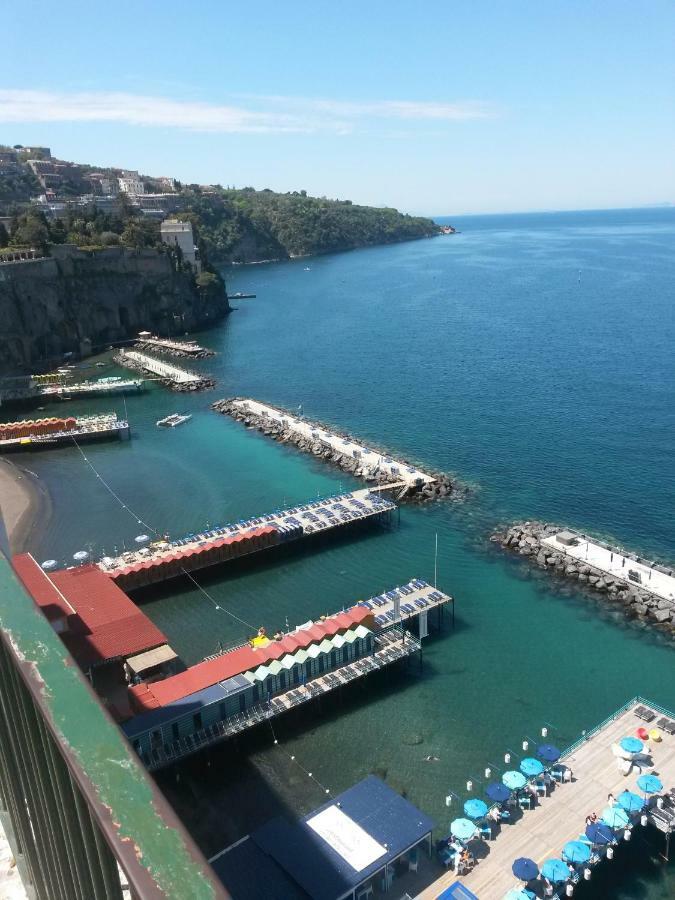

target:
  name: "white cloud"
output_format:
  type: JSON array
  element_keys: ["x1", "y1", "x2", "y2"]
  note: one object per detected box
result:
[{"x1": 0, "y1": 89, "x2": 494, "y2": 134}]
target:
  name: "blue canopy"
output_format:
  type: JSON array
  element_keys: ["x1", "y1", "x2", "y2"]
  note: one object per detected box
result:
[
  {"x1": 617, "y1": 791, "x2": 645, "y2": 813},
  {"x1": 464, "y1": 799, "x2": 489, "y2": 820},
  {"x1": 585, "y1": 823, "x2": 615, "y2": 845},
  {"x1": 485, "y1": 782, "x2": 511, "y2": 803},
  {"x1": 503, "y1": 770, "x2": 527, "y2": 791},
  {"x1": 562, "y1": 840, "x2": 591, "y2": 864},
  {"x1": 519, "y1": 758, "x2": 544, "y2": 778},
  {"x1": 537, "y1": 743, "x2": 561, "y2": 763},
  {"x1": 637, "y1": 774, "x2": 663, "y2": 794},
  {"x1": 503, "y1": 890, "x2": 534, "y2": 900},
  {"x1": 450, "y1": 818, "x2": 477, "y2": 842},
  {"x1": 601, "y1": 806, "x2": 630, "y2": 829},
  {"x1": 541, "y1": 858, "x2": 570, "y2": 883},
  {"x1": 512, "y1": 857, "x2": 539, "y2": 881},
  {"x1": 619, "y1": 736, "x2": 643, "y2": 754}
]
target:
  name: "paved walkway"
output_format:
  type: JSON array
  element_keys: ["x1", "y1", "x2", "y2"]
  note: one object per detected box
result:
[{"x1": 542, "y1": 532, "x2": 675, "y2": 602}]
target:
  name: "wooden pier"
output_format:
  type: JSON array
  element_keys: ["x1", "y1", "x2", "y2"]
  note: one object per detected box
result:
[
  {"x1": 135, "y1": 334, "x2": 215, "y2": 358},
  {"x1": 418, "y1": 698, "x2": 675, "y2": 899},
  {"x1": 38, "y1": 377, "x2": 145, "y2": 399},
  {"x1": 0, "y1": 414, "x2": 130, "y2": 452},
  {"x1": 131, "y1": 627, "x2": 421, "y2": 772},
  {"x1": 98, "y1": 488, "x2": 396, "y2": 590},
  {"x1": 358, "y1": 579, "x2": 453, "y2": 635}
]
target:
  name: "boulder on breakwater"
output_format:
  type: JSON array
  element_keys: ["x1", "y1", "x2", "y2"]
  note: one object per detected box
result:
[
  {"x1": 491, "y1": 521, "x2": 675, "y2": 636},
  {"x1": 134, "y1": 340, "x2": 215, "y2": 360},
  {"x1": 211, "y1": 397, "x2": 463, "y2": 503}
]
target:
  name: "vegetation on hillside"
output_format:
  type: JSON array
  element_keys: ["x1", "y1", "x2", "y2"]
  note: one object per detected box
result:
[{"x1": 178, "y1": 187, "x2": 439, "y2": 263}]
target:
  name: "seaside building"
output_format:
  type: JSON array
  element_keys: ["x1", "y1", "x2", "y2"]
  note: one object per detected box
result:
[{"x1": 160, "y1": 219, "x2": 201, "y2": 270}]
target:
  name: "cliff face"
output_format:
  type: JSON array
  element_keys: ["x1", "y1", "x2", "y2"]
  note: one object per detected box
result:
[{"x1": 0, "y1": 245, "x2": 230, "y2": 374}]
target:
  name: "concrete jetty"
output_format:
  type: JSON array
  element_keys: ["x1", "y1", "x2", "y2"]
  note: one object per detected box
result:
[
  {"x1": 114, "y1": 348, "x2": 215, "y2": 392},
  {"x1": 98, "y1": 488, "x2": 396, "y2": 590},
  {"x1": 134, "y1": 333, "x2": 215, "y2": 359},
  {"x1": 38, "y1": 376, "x2": 145, "y2": 398},
  {"x1": 493, "y1": 521, "x2": 675, "y2": 634},
  {"x1": 211, "y1": 398, "x2": 457, "y2": 502}
]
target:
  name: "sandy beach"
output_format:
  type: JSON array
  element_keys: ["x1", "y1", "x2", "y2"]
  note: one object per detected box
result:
[{"x1": 0, "y1": 457, "x2": 49, "y2": 556}]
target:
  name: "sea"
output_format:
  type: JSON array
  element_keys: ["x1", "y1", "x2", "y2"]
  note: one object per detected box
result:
[{"x1": 19, "y1": 207, "x2": 675, "y2": 898}]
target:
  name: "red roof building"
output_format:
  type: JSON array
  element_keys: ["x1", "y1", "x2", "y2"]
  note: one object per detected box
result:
[
  {"x1": 13, "y1": 554, "x2": 168, "y2": 670},
  {"x1": 130, "y1": 605, "x2": 373, "y2": 712}
]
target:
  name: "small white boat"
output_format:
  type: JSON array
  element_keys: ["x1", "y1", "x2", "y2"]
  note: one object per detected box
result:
[{"x1": 156, "y1": 413, "x2": 192, "y2": 428}]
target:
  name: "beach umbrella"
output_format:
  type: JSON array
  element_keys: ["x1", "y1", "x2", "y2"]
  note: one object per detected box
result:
[
  {"x1": 601, "y1": 806, "x2": 630, "y2": 829},
  {"x1": 520, "y1": 757, "x2": 544, "y2": 778},
  {"x1": 537, "y1": 743, "x2": 561, "y2": 763},
  {"x1": 40, "y1": 559, "x2": 58, "y2": 571},
  {"x1": 503, "y1": 770, "x2": 527, "y2": 791},
  {"x1": 503, "y1": 890, "x2": 534, "y2": 900},
  {"x1": 562, "y1": 840, "x2": 591, "y2": 864},
  {"x1": 464, "y1": 798, "x2": 489, "y2": 819},
  {"x1": 619, "y1": 736, "x2": 643, "y2": 754},
  {"x1": 617, "y1": 791, "x2": 644, "y2": 813},
  {"x1": 135, "y1": 534, "x2": 150, "y2": 544},
  {"x1": 450, "y1": 818, "x2": 477, "y2": 842},
  {"x1": 541, "y1": 858, "x2": 570, "y2": 883},
  {"x1": 637, "y1": 774, "x2": 663, "y2": 794},
  {"x1": 73, "y1": 550, "x2": 89, "y2": 562},
  {"x1": 486, "y1": 782, "x2": 511, "y2": 803},
  {"x1": 585, "y1": 823, "x2": 615, "y2": 845},
  {"x1": 512, "y1": 857, "x2": 539, "y2": 881}
]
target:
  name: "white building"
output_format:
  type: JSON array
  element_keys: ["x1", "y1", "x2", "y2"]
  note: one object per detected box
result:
[
  {"x1": 160, "y1": 219, "x2": 200, "y2": 271},
  {"x1": 118, "y1": 170, "x2": 145, "y2": 196}
]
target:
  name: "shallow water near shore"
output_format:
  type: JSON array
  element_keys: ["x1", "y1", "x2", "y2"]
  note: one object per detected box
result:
[{"x1": 17, "y1": 207, "x2": 675, "y2": 897}]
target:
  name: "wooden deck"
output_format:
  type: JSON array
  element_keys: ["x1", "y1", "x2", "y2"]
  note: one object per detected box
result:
[{"x1": 418, "y1": 700, "x2": 675, "y2": 899}]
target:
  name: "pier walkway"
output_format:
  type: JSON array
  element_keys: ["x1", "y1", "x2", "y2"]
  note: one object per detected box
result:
[
  {"x1": 230, "y1": 399, "x2": 434, "y2": 486},
  {"x1": 115, "y1": 349, "x2": 204, "y2": 385},
  {"x1": 135, "y1": 335, "x2": 213, "y2": 357},
  {"x1": 135, "y1": 627, "x2": 421, "y2": 771},
  {"x1": 98, "y1": 488, "x2": 396, "y2": 589},
  {"x1": 38, "y1": 377, "x2": 145, "y2": 398},
  {"x1": 542, "y1": 530, "x2": 675, "y2": 603},
  {"x1": 358, "y1": 579, "x2": 452, "y2": 635},
  {"x1": 418, "y1": 698, "x2": 675, "y2": 899}
]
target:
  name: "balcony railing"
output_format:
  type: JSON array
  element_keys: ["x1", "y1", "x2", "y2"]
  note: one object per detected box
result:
[{"x1": 0, "y1": 552, "x2": 228, "y2": 899}]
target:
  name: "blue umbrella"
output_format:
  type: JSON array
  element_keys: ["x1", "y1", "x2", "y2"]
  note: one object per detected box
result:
[
  {"x1": 503, "y1": 770, "x2": 527, "y2": 790},
  {"x1": 486, "y1": 782, "x2": 511, "y2": 803},
  {"x1": 520, "y1": 757, "x2": 544, "y2": 778},
  {"x1": 464, "y1": 798, "x2": 489, "y2": 819},
  {"x1": 537, "y1": 743, "x2": 561, "y2": 763},
  {"x1": 503, "y1": 890, "x2": 534, "y2": 900},
  {"x1": 585, "y1": 823, "x2": 615, "y2": 845},
  {"x1": 562, "y1": 840, "x2": 591, "y2": 864},
  {"x1": 619, "y1": 736, "x2": 643, "y2": 754},
  {"x1": 512, "y1": 857, "x2": 539, "y2": 881},
  {"x1": 601, "y1": 806, "x2": 630, "y2": 829},
  {"x1": 541, "y1": 858, "x2": 570, "y2": 883},
  {"x1": 617, "y1": 791, "x2": 644, "y2": 813},
  {"x1": 450, "y1": 818, "x2": 477, "y2": 842},
  {"x1": 637, "y1": 774, "x2": 663, "y2": 794}
]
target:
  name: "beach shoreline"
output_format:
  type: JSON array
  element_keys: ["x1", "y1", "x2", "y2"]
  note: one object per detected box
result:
[{"x1": 0, "y1": 457, "x2": 51, "y2": 557}]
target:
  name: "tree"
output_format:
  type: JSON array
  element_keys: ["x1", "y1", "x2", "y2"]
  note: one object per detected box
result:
[
  {"x1": 0, "y1": 222, "x2": 8, "y2": 248},
  {"x1": 9, "y1": 212, "x2": 50, "y2": 252}
]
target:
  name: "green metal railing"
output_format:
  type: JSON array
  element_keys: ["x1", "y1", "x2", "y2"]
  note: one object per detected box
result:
[
  {"x1": 0, "y1": 552, "x2": 228, "y2": 899},
  {"x1": 561, "y1": 695, "x2": 675, "y2": 759}
]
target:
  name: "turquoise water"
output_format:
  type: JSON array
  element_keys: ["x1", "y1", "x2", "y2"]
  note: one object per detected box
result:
[{"x1": 20, "y1": 208, "x2": 675, "y2": 897}]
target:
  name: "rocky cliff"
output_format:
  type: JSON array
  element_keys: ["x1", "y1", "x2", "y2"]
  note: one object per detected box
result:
[{"x1": 0, "y1": 245, "x2": 229, "y2": 374}]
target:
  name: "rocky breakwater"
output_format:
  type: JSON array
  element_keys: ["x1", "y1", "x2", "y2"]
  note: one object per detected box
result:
[
  {"x1": 113, "y1": 351, "x2": 216, "y2": 393},
  {"x1": 134, "y1": 340, "x2": 215, "y2": 360},
  {"x1": 492, "y1": 521, "x2": 675, "y2": 635},
  {"x1": 211, "y1": 398, "x2": 460, "y2": 503}
]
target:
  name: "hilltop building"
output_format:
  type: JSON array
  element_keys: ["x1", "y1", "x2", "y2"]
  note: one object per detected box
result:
[
  {"x1": 118, "y1": 170, "x2": 145, "y2": 195},
  {"x1": 160, "y1": 219, "x2": 201, "y2": 271}
]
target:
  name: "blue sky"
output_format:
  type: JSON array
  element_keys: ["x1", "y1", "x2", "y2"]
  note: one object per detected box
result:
[{"x1": 2, "y1": 1, "x2": 674, "y2": 214}]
